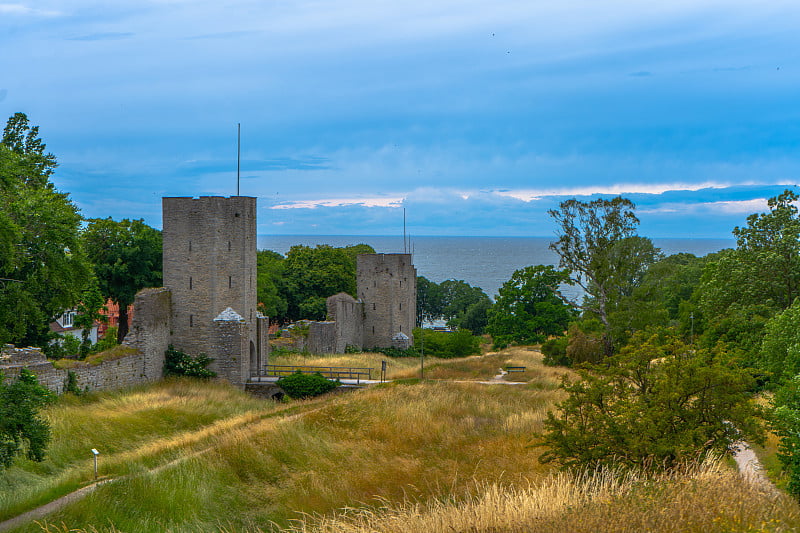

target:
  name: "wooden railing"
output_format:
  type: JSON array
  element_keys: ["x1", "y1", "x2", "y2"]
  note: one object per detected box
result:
[{"x1": 252, "y1": 365, "x2": 373, "y2": 383}]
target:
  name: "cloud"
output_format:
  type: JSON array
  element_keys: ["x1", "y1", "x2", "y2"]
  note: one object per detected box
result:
[
  {"x1": 272, "y1": 196, "x2": 404, "y2": 209},
  {"x1": 0, "y1": 4, "x2": 61, "y2": 16}
]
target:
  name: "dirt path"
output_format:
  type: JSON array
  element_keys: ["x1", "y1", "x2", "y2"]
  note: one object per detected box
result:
[
  {"x1": 0, "y1": 403, "x2": 327, "y2": 532},
  {"x1": 732, "y1": 441, "x2": 781, "y2": 495},
  {"x1": 0, "y1": 479, "x2": 114, "y2": 532}
]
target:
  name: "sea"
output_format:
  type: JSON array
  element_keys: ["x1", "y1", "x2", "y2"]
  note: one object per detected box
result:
[{"x1": 257, "y1": 235, "x2": 735, "y2": 300}]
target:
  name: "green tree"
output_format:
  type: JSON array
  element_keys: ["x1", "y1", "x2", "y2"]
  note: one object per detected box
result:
[
  {"x1": 772, "y1": 376, "x2": 800, "y2": 498},
  {"x1": 549, "y1": 197, "x2": 660, "y2": 355},
  {"x1": 0, "y1": 113, "x2": 92, "y2": 347},
  {"x1": 732, "y1": 189, "x2": 800, "y2": 310},
  {"x1": 539, "y1": 330, "x2": 763, "y2": 470},
  {"x1": 417, "y1": 276, "x2": 444, "y2": 326},
  {"x1": 82, "y1": 218, "x2": 163, "y2": 343},
  {"x1": 283, "y1": 244, "x2": 374, "y2": 321},
  {"x1": 256, "y1": 250, "x2": 288, "y2": 320},
  {"x1": 0, "y1": 368, "x2": 54, "y2": 468},
  {"x1": 758, "y1": 300, "x2": 800, "y2": 385},
  {"x1": 486, "y1": 265, "x2": 574, "y2": 349},
  {"x1": 74, "y1": 278, "x2": 107, "y2": 358}
]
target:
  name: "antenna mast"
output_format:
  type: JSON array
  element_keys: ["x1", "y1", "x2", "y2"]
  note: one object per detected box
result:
[
  {"x1": 237, "y1": 123, "x2": 241, "y2": 196},
  {"x1": 403, "y1": 208, "x2": 407, "y2": 253}
]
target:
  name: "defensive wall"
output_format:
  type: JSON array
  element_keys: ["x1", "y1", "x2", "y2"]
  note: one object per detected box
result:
[
  {"x1": 0, "y1": 288, "x2": 172, "y2": 394},
  {"x1": 289, "y1": 254, "x2": 416, "y2": 354}
]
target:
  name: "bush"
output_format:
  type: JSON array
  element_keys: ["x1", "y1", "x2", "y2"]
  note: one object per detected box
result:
[
  {"x1": 414, "y1": 327, "x2": 481, "y2": 358},
  {"x1": 276, "y1": 371, "x2": 339, "y2": 399},
  {"x1": 374, "y1": 346, "x2": 420, "y2": 358},
  {"x1": 163, "y1": 345, "x2": 216, "y2": 379},
  {"x1": 541, "y1": 336, "x2": 570, "y2": 367},
  {"x1": 0, "y1": 368, "x2": 55, "y2": 468}
]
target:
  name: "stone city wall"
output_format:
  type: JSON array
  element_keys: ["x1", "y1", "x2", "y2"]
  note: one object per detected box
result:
[{"x1": 0, "y1": 287, "x2": 173, "y2": 394}]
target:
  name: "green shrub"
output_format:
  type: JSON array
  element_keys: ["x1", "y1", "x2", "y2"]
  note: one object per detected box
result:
[
  {"x1": 414, "y1": 328, "x2": 481, "y2": 358},
  {"x1": 163, "y1": 345, "x2": 216, "y2": 379},
  {"x1": 541, "y1": 336, "x2": 570, "y2": 367},
  {"x1": 344, "y1": 344, "x2": 362, "y2": 354},
  {"x1": 276, "y1": 371, "x2": 339, "y2": 399},
  {"x1": 64, "y1": 370, "x2": 83, "y2": 395},
  {"x1": 373, "y1": 346, "x2": 420, "y2": 358}
]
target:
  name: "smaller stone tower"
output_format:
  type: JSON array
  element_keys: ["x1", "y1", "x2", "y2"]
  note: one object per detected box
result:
[{"x1": 357, "y1": 254, "x2": 416, "y2": 349}]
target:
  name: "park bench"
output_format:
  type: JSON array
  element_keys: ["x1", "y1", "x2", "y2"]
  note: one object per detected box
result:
[{"x1": 505, "y1": 366, "x2": 526, "y2": 373}]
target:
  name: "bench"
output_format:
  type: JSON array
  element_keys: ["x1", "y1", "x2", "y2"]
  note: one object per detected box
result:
[{"x1": 505, "y1": 366, "x2": 526, "y2": 373}]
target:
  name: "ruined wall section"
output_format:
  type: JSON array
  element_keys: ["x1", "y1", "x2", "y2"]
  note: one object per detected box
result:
[
  {"x1": 1, "y1": 288, "x2": 173, "y2": 394},
  {"x1": 326, "y1": 292, "x2": 364, "y2": 352},
  {"x1": 357, "y1": 254, "x2": 417, "y2": 349},
  {"x1": 123, "y1": 287, "x2": 172, "y2": 381},
  {"x1": 307, "y1": 322, "x2": 337, "y2": 354},
  {"x1": 162, "y1": 196, "x2": 260, "y2": 384}
]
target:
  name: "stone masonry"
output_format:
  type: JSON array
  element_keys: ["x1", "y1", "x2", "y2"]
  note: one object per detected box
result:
[
  {"x1": 162, "y1": 196, "x2": 268, "y2": 385},
  {"x1": 357, "y1": 253, "x2": 417, "y2": 350}
]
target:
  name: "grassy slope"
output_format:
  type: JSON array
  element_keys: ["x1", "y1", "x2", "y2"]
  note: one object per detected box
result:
[{"x1": 4, "y1": 349, "x2": 800, "y2": 532}]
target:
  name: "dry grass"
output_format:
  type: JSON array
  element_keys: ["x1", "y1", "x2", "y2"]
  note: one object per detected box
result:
[
  {"x1": 269, "y1": 351, "x2": 422, "y2": 380},
  {"x1": 52, "y1": 345, "x2": 140, "y2": 369},
  {"x1": 284, "y1": 459, "x2": 800, "y2": 533}
]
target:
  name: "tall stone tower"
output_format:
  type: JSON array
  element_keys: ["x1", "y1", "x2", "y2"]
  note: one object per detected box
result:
[
  {"x1": 357, "y1": 254, "x2": 417, "y2": 349},
  {"x1": 162, "y1": 196, "x2": 268, "y2": 386}
]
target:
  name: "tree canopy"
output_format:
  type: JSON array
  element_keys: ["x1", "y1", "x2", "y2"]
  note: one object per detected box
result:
[
  {"x1": 549, "y1": 197, "x2": 660, "y2": 355},
  {"x1": 486, "y1": 265, "x2": 574, "y2": 349},
  {"x1": 0, "y1": 113, "x2": 92, "y2": 347},
  {"x1": 81, "y1": 218, "x2": 163, "y2": 343},
  {"x1": 539, "y1": 330, "x2": 763, "y2": 470}
]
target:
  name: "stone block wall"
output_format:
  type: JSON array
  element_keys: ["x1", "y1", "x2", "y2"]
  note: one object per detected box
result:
[
  {"x1": 212, "y1": 314, "x2": 249, "y2": 386},
  {"x1": 307, "y1": 321, "x2": 337, "y2": 354},
  {"x1": 162, "y1": 196, "x2": 258, "y2": 379},
  {"x1": 358, "y1": 254, "x2": 417, "y2": 349},
  {"x1": 0, "y1": 287, "x2": 174, "y2": 394},
  {"x1": 326, "y1": 292, "x2": 364, "y2": 352}
]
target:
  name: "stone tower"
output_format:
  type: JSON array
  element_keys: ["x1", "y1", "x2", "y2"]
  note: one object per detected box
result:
[
  {"x1": 357, "y1": 254, "x2": 417, "y2": 349},
  {"x1": 162, "y1": 196, "x2": 268, "y2": 386}
]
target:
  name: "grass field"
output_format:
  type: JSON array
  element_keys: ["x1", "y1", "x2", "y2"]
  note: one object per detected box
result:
[{"x1": 3, "y1": 348, "x2": 799, "y2": 532}]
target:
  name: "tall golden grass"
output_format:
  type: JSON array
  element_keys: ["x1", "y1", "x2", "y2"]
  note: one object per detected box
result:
[{"x1": 284, "y1": 458, "x2": 800, "y2": 533}]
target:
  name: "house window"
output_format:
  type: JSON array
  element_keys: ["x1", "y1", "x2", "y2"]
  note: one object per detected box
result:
[{"x1": 62, "y1": 311, "x2": 75, "y2": 328}]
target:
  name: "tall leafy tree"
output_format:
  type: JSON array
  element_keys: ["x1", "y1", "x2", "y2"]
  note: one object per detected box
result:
[
  {"x1": 82, "y1": 218, "x2": 163, "y2": 343},
  {"x1": 256, "y1": 250, "x2": 288, "y2": 320},
  {"x1": 486, "y1": 265, "x2": 574, "y2": 348},
  {"x1": 732, "y1": 189, "x2": 800, "y2": 310},
  {"x1": 0, "y1": 113, "x2": 92, "y2": 347},
  {"x1": 549, "y1": 197, "x2": 659, "y2": 355}
]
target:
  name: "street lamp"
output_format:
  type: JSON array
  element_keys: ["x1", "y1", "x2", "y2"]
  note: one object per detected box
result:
[{"x1": 91, "y1": 448, "x2": 99, "y2": 480}]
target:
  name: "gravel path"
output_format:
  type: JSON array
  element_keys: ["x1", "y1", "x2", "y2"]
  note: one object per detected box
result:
[{"x1": 732, "y1": 441, "x2": 781, "y2": 495}]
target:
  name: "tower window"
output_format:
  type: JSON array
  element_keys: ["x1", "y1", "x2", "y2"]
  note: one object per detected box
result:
[
  {"x1": 189, "y1": 241, "x2": 192, "y2": 252},
  {"x1": 189, "y1": 277, "x2": 193, "y2": 290},
  {"x1": 229, "y1": 276, "x2": 232, "y2": 288},
  {"x1": 373, "y1": 303, "x2": 376, "y2": 310},
  {"x1": 372, "y1": 326, "x2": 375, "y2": 334},
  {"x1": 190, "y1": 315, "x2": 193, "y2": 327},
  {"x1": 228, "y1": 241, "x2": 231, "y2": 251},
  {"x1": 399, "y1": 303, "x2": 402, "y2": 310}
]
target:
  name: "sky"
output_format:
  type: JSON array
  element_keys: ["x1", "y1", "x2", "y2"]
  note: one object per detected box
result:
[{"x1": 1, "y1": 0, "x2": 799, "y2": 238}]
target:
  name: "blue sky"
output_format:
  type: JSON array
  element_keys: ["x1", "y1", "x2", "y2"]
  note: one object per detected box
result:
[{"x1": 2, "y1": 0, "x2": 799, "y2": 238}]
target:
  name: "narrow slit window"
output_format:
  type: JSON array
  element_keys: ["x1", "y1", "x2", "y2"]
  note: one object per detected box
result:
[
  {"x1": 189, "y1": 241, "x2": 192, "y2": 252},
  {"x1": 229, "y1": 276, "x2": 232, "y2": 288},
  {"x1": 190, "y1": 315, "x2": 193, "y2": 327},
  {"x1": 189, "y1": 277, "x2": 192, "y2": 290},
  {"x1": 228, "y1": 241, "x2": 231, "y2": 251},
  {"x1": 373, "y1": 303, "x2": 376, "y2": 310}
]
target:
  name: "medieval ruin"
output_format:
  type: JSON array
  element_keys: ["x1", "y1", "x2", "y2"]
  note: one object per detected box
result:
[{"x1": 1, "y1": 196, "x2": 417, "y2": 393}]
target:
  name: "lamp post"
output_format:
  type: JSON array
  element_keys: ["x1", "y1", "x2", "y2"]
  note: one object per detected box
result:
[{"x1": 91, "y1": 448, "x2": 99, "y2": 480}]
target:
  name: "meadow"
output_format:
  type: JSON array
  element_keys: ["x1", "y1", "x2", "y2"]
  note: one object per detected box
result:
[{"x1": 2, "y1": 348, "x2": 799, "y2": 532}]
